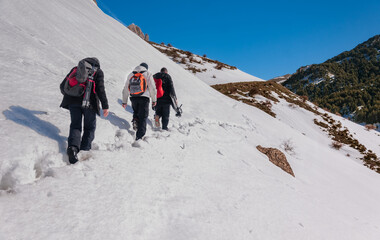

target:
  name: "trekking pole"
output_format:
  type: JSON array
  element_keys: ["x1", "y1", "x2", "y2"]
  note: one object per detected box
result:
[
  {"x1": 82, "y1": 67, "x2": 98, "y2": 108},
  {"x1": 176, "y1": 104, "x2": 183, "y2": 117}
]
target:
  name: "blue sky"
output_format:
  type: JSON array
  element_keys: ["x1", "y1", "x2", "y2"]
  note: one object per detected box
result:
[{"x1": 97, "y1": 0, "x2": 380, "y2": 80}]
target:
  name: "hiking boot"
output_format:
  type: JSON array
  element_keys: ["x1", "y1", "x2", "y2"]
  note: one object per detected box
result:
[
  {"x1": 67, "y1": 146, "x2": 79, "y2": 164},
  {"x1": 154, "y1": 115, "x2": 160, "y2": 128},
  {"x1": 132, "y1": 118, "x2": 138, "y2": 131}
]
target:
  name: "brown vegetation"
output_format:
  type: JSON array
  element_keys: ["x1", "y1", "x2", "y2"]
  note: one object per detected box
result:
[
  {"x1": 331, "y1": 141, "x2": 343, "y2": 150},
  {"x1": 150, "y1": 42, "x2": 237, "y2": 71},
  {"x1": 282, "y1": 139, "x2": 295, "y2": 154},
  {"x1": 185, "y1": 66, "x2": 206, "y2": 74},
  {"x1": 212, "y1": 80, "x2": 380, "y2": 174},
  {"x1": 365, "y1": 124, "x2": 377, "y2": 131},
  {"x1": 314, "y1": 114, "x2": 380, "y2": 173},
  {"x1": 300, "y1": 95, "x2": 308, "y2": 103}
]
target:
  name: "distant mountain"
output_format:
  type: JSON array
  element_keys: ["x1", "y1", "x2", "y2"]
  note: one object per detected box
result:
[{"x1": 283, "y1": 35, "x2": 380, "y2": 125}]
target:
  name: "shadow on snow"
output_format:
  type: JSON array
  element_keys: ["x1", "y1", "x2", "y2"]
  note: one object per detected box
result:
[{"x1": 3, "y1": 106, "x2": 67, "y2": 153}]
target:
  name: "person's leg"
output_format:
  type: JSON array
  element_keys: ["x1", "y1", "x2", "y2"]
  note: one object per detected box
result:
[
  {"x1": 131, "y1": 98, "x2": 139, "y2": 120},
  {"x1": 80, "y1": 107, "x2": 97, "y2": 150},
  {"x1": 161, "y1": 103, "x2": 171, "y2": 130},
  {"x1": 67, "y1": 104, "x2": 82, "y2": 164},
  {"x1": 68, "y1": 105, "x2": 83, "y2": 150},
  {"x1": 154, "y1": 102, "x2": 163, "y2": 128},
  {"x1": 136, "y1": 98, "x2": 149, "y2": 140},
  {"x1": 131, "y1": 98, "x2": 139, "y2": 130},
  {"x1": 155, "y1": 102, "x2": 163, "y2": 117}
]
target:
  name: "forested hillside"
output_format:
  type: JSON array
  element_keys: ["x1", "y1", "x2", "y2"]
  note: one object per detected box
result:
[{"x1": 283, "y1": 35, "x2": 380, "y2": 125}]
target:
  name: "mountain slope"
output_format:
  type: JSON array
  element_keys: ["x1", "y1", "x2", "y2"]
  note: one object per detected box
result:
[
  {"x1": 283, "y1": 35, "x2": 380, "y2": 125},
  {"x1": 0, "y1": 0, "x2": 380, "y2": 239},
  {"x1": 150, "y1": 42, "x2": 264, "y2": 85}
]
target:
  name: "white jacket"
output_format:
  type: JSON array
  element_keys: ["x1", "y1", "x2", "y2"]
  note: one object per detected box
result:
[{"x1": 122, "y1": 65, "x2": 157, "y2": 104}]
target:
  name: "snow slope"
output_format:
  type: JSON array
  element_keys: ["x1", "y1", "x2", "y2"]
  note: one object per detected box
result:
[
  {"x1": 151, "y1": 42, "x2": 264, "y2": 85},
  {"x1": 1, "y1": 0, "x2": 380, "y2": 239}
]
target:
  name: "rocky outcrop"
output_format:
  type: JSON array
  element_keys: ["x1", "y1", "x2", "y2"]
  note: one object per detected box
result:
[
  {"x1": 93, "y1": 0, "x2": 97, "y2": 5},
  {"x1": 256, "y1": 145, "x2": 295, "y2": 177},
  {"x1": 127, "y1": 23, "x2": 149, "y2": 41}
]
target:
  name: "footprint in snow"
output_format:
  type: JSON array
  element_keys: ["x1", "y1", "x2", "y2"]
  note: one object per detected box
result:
[
  {"x1": 131, "y1": 139, "x2": 148, "y2": 148},
  {"x1": 77, "y1": 151, "x2": 93, "y2": 162}
]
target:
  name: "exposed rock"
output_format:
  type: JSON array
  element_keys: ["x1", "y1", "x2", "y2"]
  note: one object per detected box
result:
[
  {"x1": 93, "y1": 0, "x2": 97, "y2": 5},
  {"x1": 127, "y1": 23, "x2": 149, "y2": 41},
  {"x1": 256, "y1": 145, "x2": 295, "y2": 177}
]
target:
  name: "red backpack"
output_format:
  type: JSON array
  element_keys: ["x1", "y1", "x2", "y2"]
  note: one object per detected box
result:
[{"x1": 154, "y1": 78, "x2": 164, "y2": 98}]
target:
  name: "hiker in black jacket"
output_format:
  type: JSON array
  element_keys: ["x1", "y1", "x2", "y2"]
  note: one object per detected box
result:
[
  {"x1": 153, "y1": 67, "x2": 177, "y2": 130},
  {"x1": 60, "y1": 57, "x2": 109, "y2": 164}
]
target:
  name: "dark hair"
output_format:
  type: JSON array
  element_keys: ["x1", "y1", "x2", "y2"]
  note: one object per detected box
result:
[
  {"x1": 160, "y1": 67, "x2": 168, "y2": 73},
  {"x1": 140, "y1": 62, "x2": 148, "y2": 69}
]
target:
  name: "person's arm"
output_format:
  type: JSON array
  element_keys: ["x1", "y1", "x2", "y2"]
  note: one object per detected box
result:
[
  {"x1": 60, "y1": 78, "x2": 66, "y2": 95},
  {"x1": 147, "y1": 72, "x2": 157, "y2": 103},
  {"x1": 167, "y1": 75, "x2": 177, "y2": 98},
  {"x1": 95, "y1": 70, "x2": 109, "y2": 117},
  {"x1": 122, "y1": 73, "x2": 132, "y2": 108}
]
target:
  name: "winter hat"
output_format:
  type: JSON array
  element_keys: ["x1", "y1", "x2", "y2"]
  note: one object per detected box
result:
[
  {"x1": 160, "y1": 67, "x2": 168, "y2": 73},
  {"x1": 92, "y1": 57, "x2": 100, "y2": 65},
  {"x1": 140, "y1": 62, "x2": 148, "y2": 69}
]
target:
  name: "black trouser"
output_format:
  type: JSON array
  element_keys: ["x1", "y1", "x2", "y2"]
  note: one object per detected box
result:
[
  {"x1": 155, "y1": 102, "x2": 171, "y2": 129},
  {"x1": 68, "y1": 104, "x2": 97, "y2": 151},
  {"x1": 131, "y1": 97, "x2": 149, "y2": 140}
]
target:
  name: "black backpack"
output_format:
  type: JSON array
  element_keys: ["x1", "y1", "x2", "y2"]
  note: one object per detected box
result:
[{"x1": 63, "y1": 60, "x2": 97, "y2": 97}]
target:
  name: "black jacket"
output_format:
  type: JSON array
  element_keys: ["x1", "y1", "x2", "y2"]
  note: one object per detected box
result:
[
  {"x1": 153, "y1": 72, "x2": 176, "y2": 104},
  {"x1": 60, "y1": 58, "x2": 109, "y2": 115}
]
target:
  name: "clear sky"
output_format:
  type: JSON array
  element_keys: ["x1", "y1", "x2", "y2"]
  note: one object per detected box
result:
[{"x1": 97, "y1": 0, "x2": 380, "y2": 80}]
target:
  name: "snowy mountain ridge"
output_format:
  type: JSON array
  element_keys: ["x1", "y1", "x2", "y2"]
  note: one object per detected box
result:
[
  {"x1": 0, "y1": 0, "x2": 380, "y2": 239},
  {"x1": 150, "y1": 41, "x2": 264, "y2": 85},
  {"x1": 126, "y1": 23, "x2": 262, "y2": 85}
]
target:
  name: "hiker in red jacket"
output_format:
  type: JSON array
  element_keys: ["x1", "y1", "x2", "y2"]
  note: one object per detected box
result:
[{"x1": 153, "y1": 67, "x2": 177, "y2": 130}]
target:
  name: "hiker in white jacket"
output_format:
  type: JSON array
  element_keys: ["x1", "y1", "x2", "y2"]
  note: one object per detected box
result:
[{"x1": 122, "y1": 63, "x2": 157, "y2": 140}]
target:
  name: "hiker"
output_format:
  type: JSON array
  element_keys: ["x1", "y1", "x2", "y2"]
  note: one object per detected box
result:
[
  {"x1": 153, "y1": 67, "x2": 178, "y2": 130},
  {"x1": 60, "y1": 57, "x2": 109, "y2": 164},
  {"x1": 122, "y1": 62, "x2": 157, "y2": 140}
]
